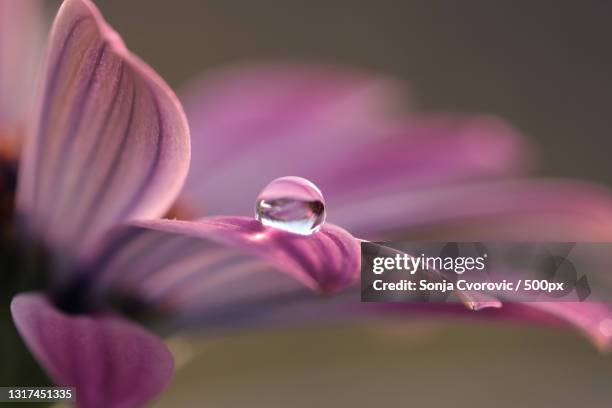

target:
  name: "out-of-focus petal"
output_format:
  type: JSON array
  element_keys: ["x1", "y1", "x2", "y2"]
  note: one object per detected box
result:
[
  {"x1": 519, "y1": 302, "x2": 612, "y2": 352},
  {"x1": 0, "y1": 0, "x2": 45, "y2": 151},
  {"x1": 84, "y1": 216, "x2": 360, "y2": 323},
  {"x1": 11, "y1": 293, "x2": 174, "y2": 408},
  {"x1": 16, "y1": 0, "x2": 190, "y2": 256},
  {"x1": 333, "y1": 179, "x2": 612, "y2": 240},
  {"x1": 364, "y1": 301, "x2": 612, "y2": 352},
  {"x1": 179, "y1": 63, "x2": 405, "y2": 217},
  {"x1": 85, "y1": 219, "x2": 611, "y2": 351},
  {"x1": 179, "y1": 64, "x2": 529, "y2": 218},
  {"x1": 320, "y1": 115, "x2": 529, "y2": 200}
]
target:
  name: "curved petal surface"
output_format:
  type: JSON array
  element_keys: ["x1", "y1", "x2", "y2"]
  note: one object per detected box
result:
[
  {"x1": 179, "y1": 64, "x2": 528, "y2": 218},
  {"x1": 321, "y1": 115, "x2": 529, "y2": 200},
  {"x1": 85, "y1": 219, "x2": 612, "y2": 351},
  {"x1": 84, "y1": 217, "x2": 360, "y2": 324},
  {"x1": 526, "y1": 302, "x2": 612, "y2": 352},
  {"x1": 11, "y1": 293, "x2": 174, "y2": 408},
  {"x1": 17, "y1": 0, "x2": 190, "y2": 256},
  {"x1": 333, "y1": 179, "x2": 612, "y2": 240},
  {"x1": 366, "y1": 301, "x2": 612, "y2": 352}
]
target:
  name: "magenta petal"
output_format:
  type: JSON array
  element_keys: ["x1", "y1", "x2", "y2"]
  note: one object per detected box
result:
[
  {"x1": 333, "y1": 179, "x2": 612, "y2": 240},
  {"x1": 87, "y1": 217, "x2": 360, "y2": 320},
  {"x1": 0, "y1": 0, "x2": 44, "y2": 140},
  {"x1": 364, "y1": 301, "x2": 612, "y2": 352},
  {"x1": 11, "y1": 293, "x2": 174, "y2": 408},
  {"x1": 17, "y1": 0, "x2": 190, "y2": 255},
  {"x1": 320, "y1": 115, "x2": 530, "y2": 200},
  {"x1": 179, "y1": 63, "x2": 404, "y2": 217},
  {"x1": 86, "y1": 219, "x2": 611, "y2": 350},
  {"x1": 179, "y1": 65, "x2": 530, "y2": 219},
  {"x1": 519, "y1": 302, "x2": 612, "y2": 352}
]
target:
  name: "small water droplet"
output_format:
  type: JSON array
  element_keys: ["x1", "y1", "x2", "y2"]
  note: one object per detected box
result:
[{"x1": 255, "y1": 176, "x2": 326, "y2": 235}]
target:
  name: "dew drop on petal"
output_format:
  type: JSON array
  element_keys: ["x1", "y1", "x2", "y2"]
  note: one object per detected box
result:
[{"x1": 255, "y1": 176, "x2": 326, "y2": 235}]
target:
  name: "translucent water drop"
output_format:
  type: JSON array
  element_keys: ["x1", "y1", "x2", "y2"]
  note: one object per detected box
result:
[{"x1": 255, "y1": 176, "x2": 326, "y2": 235}]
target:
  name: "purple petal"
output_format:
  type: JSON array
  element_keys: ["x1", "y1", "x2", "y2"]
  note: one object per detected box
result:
[
  {"x1": 0, "y1": 0, "x2": 45, "y2": 146},
  {"x1": 11, "y1": 293, "x2": 174, "y2": 408},
  {"x1": 333, "y1": 179, "x2": 612, "y2": 240},
  {"x1": 320, "y1": 115, "x2": 530, "y2": 200},
  {"x1": 364, "y1": 301, "x2": 612, "y2": 352},
  {"x1": 179, "y1": 63, "x2": 405, "y2": 217},
  {"x1": 16, "y1": 0, "x2": 190, "y2": 256},
  {"x1": 85, "y1": 216, "x2": 360, "y2": 322},
  {"x1": 517, "y1": 302, "x2": 612, "y2": 352},
  {"x1": 86, "y1": 218, "x2": 611, "y2": 350},
  {"x1": 178, "y1": 64, "x2": 529, "y2": 218}
]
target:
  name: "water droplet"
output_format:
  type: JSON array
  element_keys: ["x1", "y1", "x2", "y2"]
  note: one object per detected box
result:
[{"x1": 255, "y1": 176, "x2": 326, "y2": 235}]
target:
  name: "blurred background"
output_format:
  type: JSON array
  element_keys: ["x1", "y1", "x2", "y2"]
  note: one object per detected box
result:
[{"x1": 44, "y1": 1, "x2": 612, "y2": 406}]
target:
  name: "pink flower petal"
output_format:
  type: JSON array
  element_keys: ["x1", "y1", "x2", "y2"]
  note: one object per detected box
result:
[
  {"x1": 519, "y1": 302, "x2": 612, "y2": 352},
  {"x1": 86, "y1": 216, "x2": 360, "y2": 322},
  {"x1": 320, "y1": 115, "x2": 530, "y2": 200},
  {"x1": 178, "y1": 64, "x2": 529, "y2": 219},
  {"x1": 364, "y1": 301, "x2": 612, "y2": 352},
  {"x1": 87, "y1": 218, "x2": 611, "y2": 351},
  {"x1": 0, "y1": 0, "x2": 45, "y2": 144},
  {"x1": 333, "y1": 179, "x2": 612, "y2": 240},
  {"x1": 179, "y1": 63, "x2": 405, "y2": 217},
  {"x1": 17, "y1": 0, "x2": 190, "y2": 256},
  {"x1": 11, "y1": 293, "x2": 174, "y2": 408}
]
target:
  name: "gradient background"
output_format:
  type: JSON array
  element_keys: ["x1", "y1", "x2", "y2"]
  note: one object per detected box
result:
[{"x1": 45, "y1": 1, "x2": 612, "y2": 406}]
